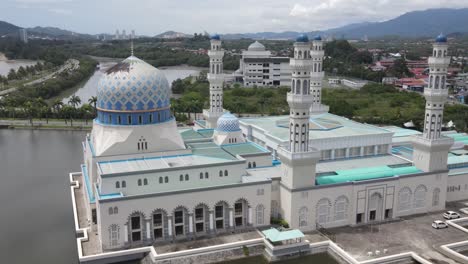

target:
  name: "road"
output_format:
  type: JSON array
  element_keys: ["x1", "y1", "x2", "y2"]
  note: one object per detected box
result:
[{"x1": 0, "y1": 59, "x2": 80, "y2": 96}]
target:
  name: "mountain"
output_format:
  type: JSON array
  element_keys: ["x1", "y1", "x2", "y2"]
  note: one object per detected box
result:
[
  {"x1": 0, "y1": 21, "x2": 21, "y2": 36},
  {"x1": 330, "y1": 8, "x2": 468, "y2": 38},
  {"x1": 155, "y1": 31, "x2": 193, "y2": 39},
  {"x1": 27, "y1": 26, "x2": 94, "y2": 39}
]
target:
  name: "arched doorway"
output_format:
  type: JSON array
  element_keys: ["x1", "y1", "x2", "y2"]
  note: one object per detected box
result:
[
  {"x1": 214, "y1": 201, "x2": 229, "y2": 231},
  {"x1": 194, "y1": 204, "x2": 210, "y2": 234},
  {"x1": 368, "y1": 193, "x2": 383, "y2": 222},
  {"x1": 234, "y1": 199, "x2": 249, "y2": 228},
  {"x1": 173, "y1": 206, "x2": 188, "y2": 237}
]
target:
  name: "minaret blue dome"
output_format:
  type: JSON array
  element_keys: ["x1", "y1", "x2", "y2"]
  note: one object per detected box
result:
[
  {"x1": 217, "y1": 112, "x2": 240, "y2": 132},
  {"x1": 96, "y1": 56, "x2": 172, "y2": 126},
  {"x1": 210, "y1": 34, "x2": 221, "y2": 40},
  {"x1": 435, "y1": 33, "x2": 447, "y2": 43},
  {"x1": 313, "y1": 35, "x2": 322, "y2": 41},
  {"x1": 296, "y1": 34, "x2": 309, "y2": 43}
]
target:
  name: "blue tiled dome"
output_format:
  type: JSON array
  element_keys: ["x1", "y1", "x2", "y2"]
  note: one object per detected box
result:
[
  {"x1": 296, "y1": 34, "x2": 309, "y2": 43},
  {"x1": 96, "y1": 56, "x2": 172, "y2": 126},
  {"x1": 435, "y1": 33, "x2": 447, "y2": 43},
  {"x1": 217, "y1": 113, "x2": 240, "y2": 132},
  {"x1": 313, "y1": 35, "x2": 322, "y2": 41},
  {"x1": 211, "y1": 34, "x2": 221, "y2": 40}
]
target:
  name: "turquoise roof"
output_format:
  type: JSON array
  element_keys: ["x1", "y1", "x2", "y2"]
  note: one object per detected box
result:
[
  {"x1": 262, "y1": 228, "x2": 304, "y2": 242},
  {"x1": 316, "y1": 165, "x2": 422, "y2": 185},
  {"x1": 222, "y1": 142, "x2": 269, "y2": 156},
  {"x1": 448, "y1": 155, "x2": 468, "y2": 165}
]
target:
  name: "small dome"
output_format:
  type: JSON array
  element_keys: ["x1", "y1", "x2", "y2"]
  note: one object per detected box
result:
[
  {"x1": 435, "y1": 33, "x2": 447, "y2": 43},
  {"x1": 210, "y1": 34, "x2": 221, "y2": 40},
  {"x1": 217, "y1": 113, "x2": 240, "y2": 132},
  {"x1": 296, "y1": 34, "x2": 309, "y2": 43},
  {"x1": 313, "y1": 35, "x2": 322, "y2": 41},
  {"x1": 248, "y1": 41, "x2": 266, "y2": 51}
]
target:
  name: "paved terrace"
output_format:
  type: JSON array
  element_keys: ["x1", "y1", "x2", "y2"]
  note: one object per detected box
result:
[
  {"x1": 326, "y1": 203, "x2": 468, "y2": 264},
  {"x1": 73, "y1": 174, "x2": 102, "y2": 256}
]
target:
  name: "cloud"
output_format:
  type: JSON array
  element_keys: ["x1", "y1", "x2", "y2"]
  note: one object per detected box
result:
[{"x1": 48, "y1": 8, "x2": 72, "y2": 15}]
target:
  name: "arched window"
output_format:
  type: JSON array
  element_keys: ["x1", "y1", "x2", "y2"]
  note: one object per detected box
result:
[
  {"x1": 164, "y1": 176, "x2": 168, "y2": 183},
  {"x1": 138, "y1": 115, "x2": 142, "y2": 124},
  {"x1": 108, "y1": 224, "x2": 120, "y2": 247},
  {"x1": 414, "y1": 185, "x2": 427, "y2": 208},
  {"x1": 316, "y1": 198, "x2": 331, "y2": 224},
  {"x1": 149, "y1": 113, "x2": 153, "y2": 123},
  {"x1": 137, "y1": 179, "x2": 142, "y2": 186},
  {"x1": 256, "y1": 204, "x2": 265, "y2": 225},
  {"x1": 113, "y1": 207, "x2": 118, "y2": 214},
  {"x1": 118, "y1": 116, "x2": 121, "y2": 125},
  {"x1": 159, "y1": 177, "x2": 163, "y2": 184},
  {"x1": 334, "y1": 196, "x2": 349, "y2": 221},
  {"x1": 224, "y1": 170, "x2": 228, "y2": 176},
  {"x1": 185, "y1": 174, "x2": 189, "y2": 181},
  {"x1": 398, "y1": 187, "x2": 412, "y2": 211},
  {"x1": 121, "y1": 181, "x2": 126, "y2": 188},
  {"x1": 299, "y1": 206, "x2": 308, "y2": 227},
  {"x1": 109, "y1": 207, "x2": 114, "y2": 215},
  {"x1": 200, "y1": 172, "x2": 203, "y2": 179},
  {"x1": 219, "y1": 170, "x2": 223, "y2": 177},
  {"x1": 127, "y1": 115, "x2": 132, "y2": 125},
  {"x1": 116, "y1": 181, "x2": 120, "y2": 188},
  {"x1": 143, "y1": 178, "x2": 148, "y2": 185},
  {"x1": 180, "y1": 174, "x2": 183, "y2": 181},
  {"x1": 253, "y1": 162, "x2": 256, "y2": 168},
  {"x1": 205, "y1": 172, "x2": 209, "y2": 179},
  {"x1": 433, "y1": 188, "x2": 440, "y2": 206},
  {"x1": 248, "y1": 162, "x2": 252, "y2": 168}
]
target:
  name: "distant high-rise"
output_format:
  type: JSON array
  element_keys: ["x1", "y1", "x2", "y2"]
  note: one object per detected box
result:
[
  {"x1": 131, "y1": 30, "x2": 135, "y2": 39},
  {"x1": 115, "y1": 30, "x2": 120, "y2": 40},
  {"x1": 19, "y1": 28, "x2": 28, "y2": 43},
  {"x1": 122, "y1": 30, "x2": 127, "y2": 40}
]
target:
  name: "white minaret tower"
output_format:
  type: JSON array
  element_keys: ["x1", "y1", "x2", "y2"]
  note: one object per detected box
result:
[
  {"x1": 310, "y1": 35, "x2": 329, "y2": 114},
  {"x1": 203, "y1": 34, "x2": 225, "y2": 128},
  {"x1": 278, "y1": 35, "x2": 320, "y2": 231},
  {"x1": 412, "y1": 34, "x2": 453, "y2": 172}
]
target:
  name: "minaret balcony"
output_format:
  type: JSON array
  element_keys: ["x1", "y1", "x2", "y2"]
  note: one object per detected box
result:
[
  {"x1": 428, "y1": 57, "x2": 450, "y2": 67},
  {"x1": 287, "y1": 93, "x2": 314, "y2": 108},
  {"x1": 290, "y1": 59, "x2": 313, "y2": 70},
  {"x1": 311, "y1": 51, "x2": 325, "y2": 57},
  {"x1": 207, "y1": 73, "x2": 225, "y2": 83},
  {"x1": 424, "y1": 89, "x2": 448, "y2": 100},
  {"x1": 208, "y1": 50, "x2": 225, "y2": 57},
  {"x1": 310, "y1": 72, "x2": 324, "y2": 78}
]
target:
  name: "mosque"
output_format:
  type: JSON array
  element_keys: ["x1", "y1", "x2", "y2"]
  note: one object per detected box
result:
[{"x1": 75, "y1": 33, "x2": 468, "y2": 252}]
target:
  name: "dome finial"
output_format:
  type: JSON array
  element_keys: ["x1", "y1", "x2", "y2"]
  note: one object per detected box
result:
[{"x1": 130, "y1": 39, "x2": 134, "y2": 56}]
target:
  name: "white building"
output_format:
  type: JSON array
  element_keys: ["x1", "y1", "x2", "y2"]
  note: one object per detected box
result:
[
  {"x1": 234, "y1": 41, "x2": 291, "y2": 87},
  {"x1": 71, "y1": 34, "x2": 468, "y2": 254}
]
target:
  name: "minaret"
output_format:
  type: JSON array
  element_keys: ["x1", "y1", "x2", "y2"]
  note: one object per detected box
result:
[
  {"x1": 203, "y1": 34, "x2": 225, "y2": 128},
  {"x1": 278, "y1": 35, "x2": 320, "y2": 231},
  {"x1": 309, "y1": 35, "x2": 329, "y2": 114},
  {"x1": 412, "y1": 34, "x2": 453, "y2": 172}
]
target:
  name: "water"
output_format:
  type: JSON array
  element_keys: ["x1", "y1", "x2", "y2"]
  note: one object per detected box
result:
[
  {"x1": 0, "y1": 129, "x2": 87, "y2": 264},
  {"x1": 62, "y1": 59, "x2": 203, "y2": 105},
  {"x1": 219, "y1": 253, "x2": 339, "y2": 264},
  {"x1": 0, "y1": 59, "x2": 37, "y2": 76}
]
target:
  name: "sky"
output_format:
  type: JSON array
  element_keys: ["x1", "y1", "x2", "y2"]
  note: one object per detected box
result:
[{"x1": 3, "y1": 0, "x2": 468, "y2": 36}]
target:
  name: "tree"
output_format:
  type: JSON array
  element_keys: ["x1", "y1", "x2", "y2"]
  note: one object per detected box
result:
[
  {"x1": 388, "y1": 58, "x2": 413, "y2": 78},
  {"x1": 52, "y1": 99, "x2": 64, "y2": 117},
  {"x1": 23, "y1": 101, "x2": 34, "y2": 125},
  {"x1": 88, "y1": 96, "x2": 97, "y2": 116},
  {"x1": 7, "y1": 69, "x2": 17, "y2": 80},
  {"x1": 68, "y1": 95, "x2": 81, "y2": 126}
]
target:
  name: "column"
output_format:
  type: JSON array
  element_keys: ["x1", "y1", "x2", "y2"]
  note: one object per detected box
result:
[
  {"x1": 146, "y1": 221, "x2": 151, "y2": 239},
  {"x1": 229, "y1": 208, "x2": 234, "y2": 228},
  {"x1": 248, "y1": 206, "x2": 253, "y2": 225},
  {"x1": 209, "y1": 211, "x2": 214, "y2": 231},
  {"x1": 188, "y1": 214, "x2": 193, "y2": 233},
  {"x1": 345, "y1": 148, "x2": 350, "y2": 158},
  {"x1": 360, "y1": 146, "x2": 364, "y2": 157},
  {"x1": 331, "y1": 149, "x2": 335, "y2": 160},
  {"x1": 374, "y1": 145, "x2": 378, "y2": 155},
  {"x1": 124, "y1": 224, "x2": 128, "y2": 243},
  {"x1": 167, "y1": 216, "x2": 172, "y2": 237}
]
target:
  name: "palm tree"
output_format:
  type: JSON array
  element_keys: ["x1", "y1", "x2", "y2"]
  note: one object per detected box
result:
[
  {"x1": 68, "y1": 95, "x2": 81, "y2": 126},
  {"x1": 88, "y1": 96, "x2": 97, "y2": 116}
]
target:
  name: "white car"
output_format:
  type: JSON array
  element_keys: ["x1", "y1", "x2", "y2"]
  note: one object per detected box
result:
[
  {"x1": 432, "y1": 220, "x2": 448, "y2": 229},
  {"x1": 443, "y1": 211, "x2": 461, "y2": 220}
]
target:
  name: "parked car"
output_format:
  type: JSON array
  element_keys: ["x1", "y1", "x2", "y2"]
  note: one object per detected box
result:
[
  {"x1": 432, "y1": 220, "x2": 448, "y2": 229},
  {"x1": 443, "y1": 211, "x2": 461, "y2": 220}
]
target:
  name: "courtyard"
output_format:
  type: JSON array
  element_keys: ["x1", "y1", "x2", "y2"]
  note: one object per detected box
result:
[{"x1": 325, "y1": 203, "x2": 468, "y2": 264}]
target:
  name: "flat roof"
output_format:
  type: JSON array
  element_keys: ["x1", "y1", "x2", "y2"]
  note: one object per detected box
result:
[
  {"x1": 262, "y1": 228, "x2": 304, "y2": 242},
  {"x1": 316, "y1": 165, "x2": 422, "y2": 185},
  {"x1": 381, "y1": 126, "x2": 421, "y2": 138},
  {"x1": 316, "y1": 155, "x2": 409, "y2": 173},
  {"x1": 240, "y1": 113, "x2": 391, "y2": 142},
  {"x1": 179, "y1": 128, "x2": 213, "y2": 141},
  {"x1": 222, "y1": 142, "x2": 270, "y2": 156}
]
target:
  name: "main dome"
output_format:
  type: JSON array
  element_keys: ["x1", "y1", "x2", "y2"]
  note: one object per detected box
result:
[
  {"x1": 248, "y1": 41, "x2": 266, "y2": 51},
  {"x1": 217, "y1": 113, "x2": 240, "y2": 132},
  {"x1": 97, "y1": 56, "x2": 170, "y2": 112}
]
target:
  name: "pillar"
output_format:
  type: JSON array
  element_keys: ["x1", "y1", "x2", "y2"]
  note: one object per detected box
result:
[
  {"x1": 331, "y1": 149, "x2": 335, "y2": 160},
  {"x1": 124, "y1": 223, "x2": 128, "y2": 243},
  {"x1": 209, "y1": 211, "x2": 214, "y2": 231},
  {"x1": 188, "y1": 214, "x2": 193, "y2": 233},
  {"x1": 248, "y1": 207, "x2": 253, "y2": 225},
  {"x1": 229, "y1": 208, "x2": 234, "y2": 228},
  {"x1": 360, "y1": 146, "x2": 364, "y2": 156},
  {"x1": 167, "y1": 216, "x2": 172, "y2": 237},
  {"x1": 146, "y1": 221, "x2": 151, "y2": 239},
  {"x1": 374, "y1": 145, "x2": 378, "y2": 155},
  {"x1": 345, "y1": 148, "x2": 350, "y2": 158}
]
